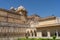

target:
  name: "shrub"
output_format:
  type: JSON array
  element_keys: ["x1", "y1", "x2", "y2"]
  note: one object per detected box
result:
[
  {"x1": 52, "y1": 35, "x2": 56, "y2": 40},
  {"x1": 38, "y1": 38, "x2": 42, "y2": 40},
  {"x1": 17, "y1": 38, "x2": 26, "y2": 40}
]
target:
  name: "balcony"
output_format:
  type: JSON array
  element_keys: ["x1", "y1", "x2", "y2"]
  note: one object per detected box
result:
[
  {"x1": 0, "y1": 21, "x2": 29, "y2": 27},
  {"x1": 30, "y1": 22, "x2": 60, "y2": 28},
  {"x1": 0, "y1": 21, "x2": 30, "y2": 34},
  {"x1": 35, "y1": 23, "x2": 60, "y2": 28}
]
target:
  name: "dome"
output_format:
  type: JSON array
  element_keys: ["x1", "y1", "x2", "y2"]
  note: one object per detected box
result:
[
  {"x1": 16, "y1": 5, "x2": 27, "y2": 15},
  {"x1": 17, "y1": 6, "x2": 26, "y2": 11},
  {"x1": 10, "y1": 7, "x2": 14, "y2": 9},
  {"x1": 9, "y1": 7, "x2": 17, "y2": 12}
]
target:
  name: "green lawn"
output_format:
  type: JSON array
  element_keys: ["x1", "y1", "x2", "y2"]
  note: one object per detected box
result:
[
  {"x1": 17, "y1": 35, "x2": 60, "y2": 40},
  {"x1": 17, "y1": 38, "x2": 60, "y2": 40}
]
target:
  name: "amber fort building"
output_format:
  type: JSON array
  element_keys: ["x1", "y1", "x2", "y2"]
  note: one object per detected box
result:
[{"x1": 0, "y1": 6, "x2": 60, "y2": 40}]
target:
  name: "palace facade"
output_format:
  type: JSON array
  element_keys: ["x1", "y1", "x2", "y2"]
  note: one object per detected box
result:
[{"x1": 0, "y1": 6, "x2": 60, "y2": 40}]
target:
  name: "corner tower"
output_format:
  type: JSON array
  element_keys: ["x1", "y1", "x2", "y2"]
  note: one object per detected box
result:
[{"x1": 16, "y1": 6, "x2": 27, "y2": 22}]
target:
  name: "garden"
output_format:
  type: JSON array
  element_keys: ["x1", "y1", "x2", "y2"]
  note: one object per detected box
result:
[
  {"x1": 17, "y1": 36, "x2": 60, "y2": 40},
  {"x1": 17, "y1": 38, "x2": 60, "y2": 40}
]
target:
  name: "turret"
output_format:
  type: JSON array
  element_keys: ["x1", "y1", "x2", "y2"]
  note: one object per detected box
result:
[{"x1": 16, "y1": 6, "x2": 27, "y2": 22}]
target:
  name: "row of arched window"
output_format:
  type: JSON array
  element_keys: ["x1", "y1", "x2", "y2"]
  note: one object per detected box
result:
[{"x1": 25, "y1": 30, "x2": 37, "y2": 37}]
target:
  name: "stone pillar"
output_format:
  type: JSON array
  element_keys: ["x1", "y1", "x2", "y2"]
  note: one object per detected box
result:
[
  {"x1": 37, "y1": 31, "x2": 42, "y2": 37},
  {"x1": 28, "y1": 30, "x2": 32, "y2": 37},
  {"x1": 47, "y1": 31, "x2": 50, "y2": 37}
]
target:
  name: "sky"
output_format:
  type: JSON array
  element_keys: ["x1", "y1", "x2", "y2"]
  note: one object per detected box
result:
[{"x1": 0, "y1": 0, "x2": 60, "y2": 17}]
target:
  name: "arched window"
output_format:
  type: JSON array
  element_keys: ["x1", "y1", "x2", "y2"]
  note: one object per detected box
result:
[
  {"x1": 27, "y1": 31, "x2": 30, "y2": 36},
  {"x1": 34, "y1": 30, "x2": 37, "y2": 36},
  {"x1": 30, "y1": 30, "x2": 33, "y2": 36},
  {"x1": 25, "y1": 31, "x2": 30, "y2": 37}
]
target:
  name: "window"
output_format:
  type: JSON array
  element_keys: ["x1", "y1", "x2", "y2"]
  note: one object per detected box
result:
[
  {"x1": 25, "y1": 31, "x2": 30, "y2": 37},
  {"x1": 50, "y1": 30, "x2": 57, "y2": 37},
  {"x1": 42, "y1": 30, "x2": 47, "y2": 37},
  {"x1": 30, "y1": 30, "x2": 33, "y2": 36},
  {"x1": 34, "y1": 30, "x2": 37, "y2": 36},
  {"x1": 58, "y1": 30, "x2": 60, "y2": 36}
]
